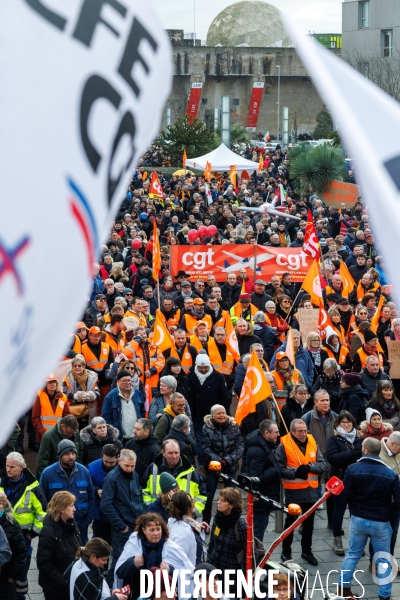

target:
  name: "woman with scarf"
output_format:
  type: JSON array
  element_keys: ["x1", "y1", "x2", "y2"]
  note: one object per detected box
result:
[
  {"x1": 149, "y1": 375, "x2": 193, "y2": 427},
  {"x1": 360, "y1": 407, "x2": 393, "y2": 441},
  {"x1": 159, "y1": 276, "x2": 178, "y2": 302},
  {"x1": 349, "y1": 319, "x2": 371, "y2": 360},
  {"x1": 271, "y1": 352, "x2": 305, "y2": 411},
  {"x1": 352, "y1": 329, "x2": 389, "y2": 373},
  {"x1": 69, "y1": 538, "x2": 127, "y2": 600},
  {"x1": 110, "y1": 358, "x2": 144, "y2": 391},
  {"x1": 276, "y1": 294, "x2": 293, "y2": 324},
  {"x1": 311, "y1": 358, "x2": 343, "y2": 414},
  {"x1": 361, "y1": 293, "x2": 377, "y2": 320},
  {"x1": 326, "y1": 411, "x2": 363, "y2": 556},
  {"x1": 305, "y1": 332, "x2": 329, "y2": 384},
  {"x1": 63, "y1": 355, "x2": 100, "y2": 425},
  {"x1": 207, "y1": 488, "x2": 247, "y2": 596},
  {"x1": 367, "y1": 381, "x2": 400, "y2": 431},
  {"x1": 114, "y1": 512, "x2": 194, "y2": 600},
  {"x1": 322, "y1": 327, "x2": 352, "y2": 372},
  {"x1": 264, "y1": 301, "x2": 289, "y2": 341},
  {"x1": 168, "y1": 491, "x2": 209, "y2": 566}
]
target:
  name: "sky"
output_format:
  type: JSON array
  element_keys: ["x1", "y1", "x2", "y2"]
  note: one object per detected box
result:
[{"x1": 152, "y1": 0, "x2": 343, "y2": 41}]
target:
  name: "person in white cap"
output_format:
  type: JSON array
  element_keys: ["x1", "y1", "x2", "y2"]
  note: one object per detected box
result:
[{"x1": 186, "y1": 352, "x2": 229, "y2": 471}]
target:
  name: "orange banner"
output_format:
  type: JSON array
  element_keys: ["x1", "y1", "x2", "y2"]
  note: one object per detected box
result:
[
  {"x1": 170, "y1": 245, "x2": 313, "y2": 282},
  {"x1": 323, "y1": 180, "x2": 360, "y2": 208}
]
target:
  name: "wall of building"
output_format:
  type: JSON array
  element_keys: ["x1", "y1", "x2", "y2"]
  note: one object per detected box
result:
[
  {"x1": 342, "y1": 0, "x2": 400, "y2": 56},
  {"x1": 162, "y1": 46, "x2": 338, "y2": 137}
]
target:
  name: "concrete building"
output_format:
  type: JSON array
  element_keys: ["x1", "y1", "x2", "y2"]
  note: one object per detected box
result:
[{"x1": 342, "y1": 0, "x2": 400, "y2": 57}]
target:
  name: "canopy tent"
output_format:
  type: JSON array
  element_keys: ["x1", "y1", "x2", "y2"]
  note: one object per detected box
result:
[{"x1": 185, "y1": 143, "x2": 260, "y2": 171}]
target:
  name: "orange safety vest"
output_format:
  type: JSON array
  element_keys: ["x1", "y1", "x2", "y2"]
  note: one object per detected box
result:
[
  {"x1": 214, "y1": 310, "x2": 230, "y2": 329},
  {"x1": 271, "y1": 369, "x2": 302, "y2": 410},
  {"x1": 156, "y1": 308, "x2": 181, "y2": 329},
  {"x1": 170, "y1": 344, "x2": 194, "y2": 374},
  {"x1": 38, "y1": 390, "x2": 66, "y2": 431},
  {"x1": 281, "y1": 433, "x2": 319, "y2": 490},
  {"x1": 72, "y1": 334, "x2": 82, "y2": 355},
  {"x1": 323, "y1": 344, "x2": 350, "y2": 366},
  {"x1": 183, "y1": 314, "x2": 213, "y2": 335},
  {"x1": 102, "y1": 330, "x2": 126, "y2": 353},
  {"x1": 189, "y1": 335, "x2": 210, "y2": 354},
  {"x1": 356, "y1": 281, "x2": 381, "y2": 300},
  {"x1": 97, "y1": 313, "x2": 111, "y2": 325},
  {"x1": 207, "y1": 338, "x2": 235, "y2": 376},
  {"x1": 356, "y1": 347, "x2": 384, "y2": 369},
  {"x1": 231, "y1": 302, "x2": 258, "y2": 319},
  {"x1": 325, "y1": 285, "x2": 343, "y2": 297},
  {"x1": 123, "y1": 340, "x2": 165, "y2": 387},
  {"x1": 330, "y1": 323, "x2": 345, "y2": 343},
  {"x1": 81, "y1": 342, "x2": 111, "y2": 372},
  {"x1": 124, "y1": 309, "x2": 147, "y2": 328}
]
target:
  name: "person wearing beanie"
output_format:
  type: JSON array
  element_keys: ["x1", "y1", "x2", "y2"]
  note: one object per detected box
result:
[
  {"x1": 144, "y1": 473, "x2": 180, "y2": 523},
  {"x1": 339, "y1": 372, "x2": 370, "y2": 425},
  {"x1": 39, "y1": 438, "x2": 94, "y2": 543},
  {"x1": 352, "y1": 328, "x2": 389, "y2": 374},
  {"x1": 230, "y1": 292, "x2": 258, "y2": 325},
  {"x1": 102, "y1": 368, "x2": 145, "y2": 443},
  {"x1": 187, "y1": 354, "x2": 229, "y2": 471},
  {"x1": 359, "y1": 407, "x2": 393, "y2": 442}
]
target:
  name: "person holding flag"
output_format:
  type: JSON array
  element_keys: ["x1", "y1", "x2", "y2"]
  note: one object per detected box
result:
[{"x1": 271, "y1": 352, "x2": 305, "y2": 411}]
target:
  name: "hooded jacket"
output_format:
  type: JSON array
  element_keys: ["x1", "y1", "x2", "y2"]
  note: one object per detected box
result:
[
  {"x1": 80, "y1": 424, "x2": 123, "y2": 466},
  {"x1": 186, "y1": 368, "x2": 229, "y2": 425},
  {"x1": 125, "y1": 433, "x2": 161, "y2": 485},
  {"x1": 201, "y1": 415, "x2": 244, "y2": 474},
  {"x1": 36, "y1": 420, "x2": 83, "y2": 478},
  {"x1": 339, "y1": 384, "x2": 370, "y2": 425},
  {"x1": 246, "y1": 430, "x2": 280, "y2": 509}
]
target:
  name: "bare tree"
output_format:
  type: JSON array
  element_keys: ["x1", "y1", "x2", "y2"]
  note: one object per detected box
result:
[{"x1": 345, "y1": 50, "x2": 400, "y2": 102}]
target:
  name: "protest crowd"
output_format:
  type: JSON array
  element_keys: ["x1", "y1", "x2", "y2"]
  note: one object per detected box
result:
[{"x1": 1, "y1": 142, "x2": 400, "y2": 600}]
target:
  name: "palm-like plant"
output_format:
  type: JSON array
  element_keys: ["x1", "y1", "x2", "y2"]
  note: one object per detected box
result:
[{"x1": 289, "y1": 144, "x2": 348, "y2": 195}]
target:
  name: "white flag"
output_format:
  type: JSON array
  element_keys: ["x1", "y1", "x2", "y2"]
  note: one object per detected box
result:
[
  {"x1": 205, "y1": 183, "x2": 213, "y2": 206},
  {"x1": 0, "y1": 1, "x2": 172, "y2": 444},
  {"x1": 282, "y1": 13, "x2": 400, "y2": 306}
]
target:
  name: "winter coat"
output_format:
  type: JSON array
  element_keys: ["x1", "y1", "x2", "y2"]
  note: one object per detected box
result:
[
  {"x1": 125, "y1": 434, "x2": 161, "y2": 485},
  {"x1": 62, "y1": 370, "x2": 100, "y2": 422},
  {"x1": 186, "y1": 369, "x2": 229, "y2": 425},
  {"x1": 207, "y1": 514, "x2": 247, "y2": 571},
  {"x1": 37, "y1": 515, "x2": 81, "y2": 599},
  {"x1": 236, "y1": 333, "x2": 263, "y2": 356},
  {"x1": 338, "y1": 384, "x2": 370, "y2": 424},
  {"x1": 250, "y1": 291, "x2": 273, "y2": 311},
  {"x1": 163, "y1": 429, "x2": 197, "y2": 468},
  {"x1": 359, "y1": 420, "x2": 393, "y2": 441},
  {"x1": 40, "y1": 461, "x2": 95, "y2": 530},
  {"x1": 246, "y1": 430, "x2": 280, "y2": 510},
  {"x1": 221, "y1": 282, "x2": 242, "y2": 307},
  {"x1": 0, "y1": 513, "x2": 26, "y2": 587},
  {"x1": 326, "y1": 430, "x2": 364, "y2": 479},
  {"x1": 311, "y1": 374, "x2": 342, "y2": 414},
  {"x1": 87, "y1": 458, "x2": 112, "y2": 523},
  {"x1": 202, "y1": 415, "x2": 244, "y2": 474},
  {"x1": 100, "y1": 466, "x2": 145, "y2": 531},
  {"x1": 69, "y1": 558, "x2": 117, "y2": 600},
  {"x1": 101, "y1": 387, "x2": 145, "y2": 440},
  {"x1": 366, "y1": 398, "x2": 400, "y2": 430},
  {"x1": 280, "y1": 396, "x2": 313, "y2": 435},
  {"x1": 270, "y1": 344, "x2": 314, "y2": 389},
  {"x1": 380, "y1": 437, "x2": 400, "y2": 473},
  {"x1": 160, "y1": 366, "x2": 192, "y2": 405},
  {"x1": 253, "y1": 324, "x2": 281, "y2": 364},
  {"x1": 36, "y1": 421, "x2": 83, "y2": 478},
  {"x1": 360, "y1": 369, "x2": 391, "y2": 400},
  {"x1": 302, "y1": 407, "x2": 337, "y2": 477},
  {"x1": 80, "y1": 424, "x2": 122, "y2": 466}
]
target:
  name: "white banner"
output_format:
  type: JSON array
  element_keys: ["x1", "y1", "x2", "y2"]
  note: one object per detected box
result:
[
  {"x1": 0, "y1": 1, "x2": 171, "y2": 444},
  {"x1": 282, "y1": 13, "x2": 400, "y2": 314}
]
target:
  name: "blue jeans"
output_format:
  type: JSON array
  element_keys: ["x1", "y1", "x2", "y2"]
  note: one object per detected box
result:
[
  {"x1": 332, "y1": 490, "x2": 348, "y2": 537},
  {"x1": 338, "y1": 515, "x2": 393, "y2": 598},
  {"x1": 369, "y1": 508, "x2": 400, "y2": 563},
  {"x1": 194, "y1": 422, "x2": 205, "y2": 467},
  {"x1": 253, "y1": 511, "x2": 271, "y2": 541}
]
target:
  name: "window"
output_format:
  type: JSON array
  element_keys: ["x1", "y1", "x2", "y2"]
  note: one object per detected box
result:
[
  {"x1": 201, "y1": 98, "x2": 208, "y2": 105},
  {"x1": 359, "y1": 1, "x2": 369, "y2": 29},
  {"x1": 330, "y1": 41, "x2": 336, "y2": 48},
  {"x1": 233, "y1": 98, "x2": 240, "y2": 106},
  {"x1": 357, "y1": 61, "x2": 369, "y2": 77},
  {"x1": 382, "y1": 30, "x2": 393, "y2": 58}
]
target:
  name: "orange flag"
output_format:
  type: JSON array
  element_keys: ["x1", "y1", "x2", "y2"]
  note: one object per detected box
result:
[
  {"x1": 182, "y1": 149, "x2": 187, "y2": 168},
  {"x1": 149, "y1": 171, "x2": 165, "y2": 202},
  {"x1": 370, "y1": 294, "x2": 385, "y2": 333},
  {"x1": 229, "y1": 165, "x2": 237, "y2": 187},
  {"x1": 235, "y1": 350, "x2": 272, "y2": 425},
  {"x1": 153, "y1": 310, "x2": 175, "y2": 352},
  {"x1": 319, "y1": 304, "x2": 333, "y2": 338},
  {"x1": 204, "y1": 161, "x2": 212, "y2": 181},
  {"x1": 258, "y1": 153, "x2": 264, "y2": 172},
  {"x1": 339, "y1": 261, "x2": 356, "y2": 298},
  {"x1": 225, "y1": 317, "x2": 240, "y2": 363},
  {"x1": 301, "y1": 259, "x2": 323, "y2": 306},
  {"x1": 152, "y1": 220, "x2": 161, "y2": 282}
]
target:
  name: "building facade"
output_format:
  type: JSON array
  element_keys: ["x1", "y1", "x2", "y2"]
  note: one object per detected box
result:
[{"x1": 342, "y1": 0, "x2": 400, "y2": 57}]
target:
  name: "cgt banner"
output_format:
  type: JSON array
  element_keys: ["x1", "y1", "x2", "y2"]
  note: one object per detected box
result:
[
  {"x1": 0, "y1": 1, "x2": 172, "y2": 445},
  {"x1": 186, "y1": 82, "x2": 203, "y2": 123},
  {"x1": 170, "y1": 245, "x2": 313, "y2": 282}
]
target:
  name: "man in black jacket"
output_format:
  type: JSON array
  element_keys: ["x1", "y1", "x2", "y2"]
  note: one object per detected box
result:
[
  {"x1": 221, "y1": 274, "x2": 242, "y2": 307},
  {"x1": 360, "y1": 356, "x2": 391, "y2": 400},
  {"x1": 163, "y1": 414, "x2": 197, "y2": 467},
  {"x1": 246, "y1": 420, "x2": 281, "y2": 540},
  {"x1": 125, "y1": 419, "x2": 160, "y2": 486},
  {"x1": 250, "y1": 280, "x2": 273, "y2": 310}
]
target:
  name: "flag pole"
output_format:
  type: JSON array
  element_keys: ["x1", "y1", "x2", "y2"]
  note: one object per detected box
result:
[
  {"x1": 270, "y1": 393, "x2": 304, "y2": 465},
  {"x1": 284, "y1": 285, "x2": 303, "y2": 322}
]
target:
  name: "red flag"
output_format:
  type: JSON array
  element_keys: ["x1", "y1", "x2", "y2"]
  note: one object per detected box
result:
[
  {"x1": 303, "y1": 208, "x2": 320, "y2": 261},
  {"x1": 149, "y1": 171, "x2": 164, "y2": 200}
]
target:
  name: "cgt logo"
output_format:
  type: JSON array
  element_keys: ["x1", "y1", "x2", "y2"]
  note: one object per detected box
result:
[
  {"x1": 276, "y1": 251, "x2": 309, "y2": 271},
  {"x1": 182, "y1": 249, "x2": 215, "y2": 270}
]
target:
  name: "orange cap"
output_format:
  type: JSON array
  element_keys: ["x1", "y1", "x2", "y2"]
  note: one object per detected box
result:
[
  {"x1": 193, "y1": 297, "x2": 205, "y2": 305},
  {"x1": 76, "y1": 321, "x2": 88, "y2": 330},
  {"x1": 276, "y1": 351, "x2": 289, "y2": 362},
  {"x1": 89, "y1": 326, "x2": 101, "y2": 334},
  {"x1": 45, "y1": 373, "x2": 57, "y2": 382}
]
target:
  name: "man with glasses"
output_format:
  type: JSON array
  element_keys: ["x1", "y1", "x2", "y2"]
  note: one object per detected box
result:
[
  {"x1": 102, "y1": 370, "x2": 145, "y2": 443},
  {"x1": 83, "y1": 293, "x2": 109, "y2": 329},
  {"x1": 275, "y1": 418, "x2": 326, "y2": 565},
  {"x1": 193, "y1": 279, "x2": 208, "y2": 302},
  {"x1": 103, "y1": 278, "x2": 122, "y2": 310},
  {"x1": 205, "y1": 295, "x2": 230, "y2": 330},
  {"x1": 174, "y1": 280, "x2": 194, "y2": 310},
  {"x1": 122, "y1": 288, "x2": 133, "y2": 309}
]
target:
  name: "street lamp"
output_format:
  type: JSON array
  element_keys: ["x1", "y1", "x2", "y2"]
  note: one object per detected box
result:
[{"x1": 276, "y1": 65, "x2": 280, "y2": 141}]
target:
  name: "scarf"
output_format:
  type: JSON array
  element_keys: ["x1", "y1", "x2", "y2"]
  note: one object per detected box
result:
[
  {"x1": 336, "y1": 425, "x2": 357, "y2": 444},
  {"x1": 327, "y1": 342, "x2": 340, "y2": 353},
  {"x1": 278, "y1": 231, "x2": 288, "y2": 247},
  {"x1": 183, "y1": 515, "x2": 202, "y2": 535},
  {"x1": 72, "y1": 370, "x2": 88, "y2": 391},
  {"x1": 103, "y1": 262, "x2": 112, "y2": 273},
  {"x1": 362, "y1": 343, "x2": 378, "y2": 358},
  {"x1": 308, "y1": 348, "x2": 321, "y2": 367},
  {"x1": 214, "y1": 509, "x2": 242, "y2": 531},
  {"x1": 141, "y1": 535, "x2": 165, "y2": 570},
  {"x1": 131, "y1": 372, "x2": 140, "y2": 390},
  {"x1": 275, "y1": 365, "x2": 295, "y2": 390},
  {"x1": 382, "y1": 400, "x2": 396, "y2": 418},
  {"x1": 195, "y1": 366, "x2": 213, "y2": 385}
]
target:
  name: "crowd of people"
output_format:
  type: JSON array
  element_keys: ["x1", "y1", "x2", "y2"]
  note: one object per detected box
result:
[{"x1": 0, "y1": 142, "x2": 399, "y2": 600}]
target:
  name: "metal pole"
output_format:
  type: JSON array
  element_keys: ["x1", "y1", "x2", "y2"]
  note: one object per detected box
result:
[
  {"x1": 276, "y1": 65, "x2": 280, "y2": 141},
  {"x1": 246, "y1": 493, "x2": 254, "y2": 600},
  {"x1": 274, "y1": 485, "x2": 284, "y2": 533}
]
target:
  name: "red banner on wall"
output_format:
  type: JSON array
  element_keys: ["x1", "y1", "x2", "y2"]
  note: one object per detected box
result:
[
  {"x1": 170, "y1": 245, "x2": 313, "y2": 282},
  {"x1": 186, "y1": 82, "x2": 203, "y2": 122},
  {"x1": 246, "y1": 82, "x2": 264, "y2": 129}
]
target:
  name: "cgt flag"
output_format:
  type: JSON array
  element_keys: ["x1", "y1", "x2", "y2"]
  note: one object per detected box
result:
[
  {"x1": 149, "y1": 171, "x2": 165, "y2": 202},
  {"x1": 303, "y1": 208, "x2": 321, "y2": 261},
  {"x1": 301, "y1": 259, "x2": 323, "y2": 307},
  {"x1": 235, "y1": 350, "x2": 272, "y2": 425},
  {"x1": 0, "y1": 1, "x2": 172, "y2": 445}
]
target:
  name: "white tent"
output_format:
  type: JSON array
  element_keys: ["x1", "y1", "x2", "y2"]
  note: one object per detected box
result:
[{"x1": 185, "y1": 143, "x2": 260, "y2": 171}]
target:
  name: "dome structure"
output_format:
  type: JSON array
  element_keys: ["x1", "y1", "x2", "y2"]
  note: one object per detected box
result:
[{"x1": 206, "y1": 1, "x2": 291, "y2": 48}]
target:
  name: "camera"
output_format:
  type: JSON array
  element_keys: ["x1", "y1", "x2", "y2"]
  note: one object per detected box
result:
[{"x1": 237, "y1": 475, "x2": 260, "y2": 489}]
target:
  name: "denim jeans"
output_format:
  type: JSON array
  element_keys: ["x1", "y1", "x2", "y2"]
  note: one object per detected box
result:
[
  {"x1": 253, "y1": 511, "x2": 271, "y2": 541},
  {"x1": 338, "y1": 515, "x2": 393, "y2": 599},
  {"x1": 332, "y1": 491, "x2": 348, "y2": 537},
  {"x1": 369, "y1": 508, "x2": 400, "y2": 563},
  {"x1": 193, "y1": 422, "x2": 205, "y2": 467}
]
